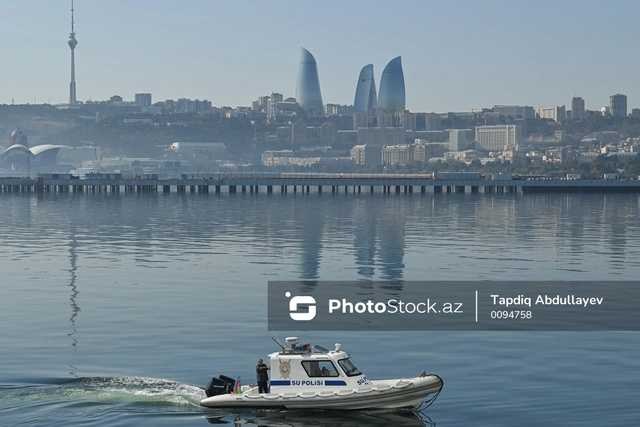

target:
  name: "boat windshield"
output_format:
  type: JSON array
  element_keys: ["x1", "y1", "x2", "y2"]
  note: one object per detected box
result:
[
  {"x1": 312, "y1": 345, "x2": 329, "y2": 353},
  {"x1": 338, "y1": 357, "x2": 362, "y2": 377}
]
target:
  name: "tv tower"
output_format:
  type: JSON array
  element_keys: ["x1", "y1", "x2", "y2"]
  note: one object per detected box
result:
[{"x1": 67, "y1": 1, "x2": 78, "y2": 105}]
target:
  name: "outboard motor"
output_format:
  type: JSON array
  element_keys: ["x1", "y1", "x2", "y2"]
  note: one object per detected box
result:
[
  {"x1": 219, "y1": 375, "x2": 236, "y2": 388},
  {"x1": 205, "y1": 375, "x2": 236, "y2": 397}
]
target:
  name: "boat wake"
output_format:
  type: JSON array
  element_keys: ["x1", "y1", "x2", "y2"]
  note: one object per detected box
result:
[{"x1": 1, "y1": 376, "x2": 206, "y2": 407}]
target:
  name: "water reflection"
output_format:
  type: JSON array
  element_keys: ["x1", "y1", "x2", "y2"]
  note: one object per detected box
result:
[
  {"x1": 67, "y1": 222, "x2": 80, "y2": 377},
  {"x1": 11, "y1": 192, "x2": 639, "y2": 287},
  {"x1": 205, "y1": 409, "x2": 435, "y2": 426},
  {"x1": 353, "y1": 198, "x2": 377, "y2": 279}
]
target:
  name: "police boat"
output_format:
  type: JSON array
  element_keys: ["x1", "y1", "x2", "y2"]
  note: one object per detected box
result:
[{"x1": 200, "y1": 337, "x2": 443, "y2": 410}]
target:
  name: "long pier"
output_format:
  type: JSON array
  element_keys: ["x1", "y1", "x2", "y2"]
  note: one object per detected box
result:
[{"x1": 2, "y1": 173, "x2": 640, "y2": 195}]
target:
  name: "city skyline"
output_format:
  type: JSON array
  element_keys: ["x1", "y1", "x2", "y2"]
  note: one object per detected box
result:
[{"x1": 1, "y1": 0, "x2": 639, "y2": 112}]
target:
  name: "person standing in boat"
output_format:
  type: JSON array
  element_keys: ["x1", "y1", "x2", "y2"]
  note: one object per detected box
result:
[{"x1": 256, "y1": 359, "x2": 270, "y2": 393}]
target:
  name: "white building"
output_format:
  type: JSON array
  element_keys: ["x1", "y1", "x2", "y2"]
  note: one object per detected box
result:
[
  {"x1": 448, "y1": 129, "x2": 473, "y2": 151},
  {"x1": 169, "y1": 142, "x2": 226, "y2": 153},
  {"x1": 382, "y1": 144, "x2": 412, "y2": 165},
  {"x1": 475, "y1": 125, "x2": 522, "y2": 152},
  {"x1": 537, "y1": 106, "x2": 566, "y2": 122},
  {"x1": 350, "y1": 144, "x2": 382, "y2": 165}
]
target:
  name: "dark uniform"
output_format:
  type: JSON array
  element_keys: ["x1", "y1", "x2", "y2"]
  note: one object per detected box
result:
[{"x1": 256, "y1": 359, "x2": 270, "y2": 393}]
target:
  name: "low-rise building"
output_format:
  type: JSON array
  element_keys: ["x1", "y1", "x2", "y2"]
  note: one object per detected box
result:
[{"x1": 350, "y1": 144, "x2": 382, "y2": 165}]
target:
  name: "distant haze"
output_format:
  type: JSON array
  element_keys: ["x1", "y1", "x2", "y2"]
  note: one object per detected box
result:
[{"x1": 1, "y1": 0, "x2": 637, "y2": 112}]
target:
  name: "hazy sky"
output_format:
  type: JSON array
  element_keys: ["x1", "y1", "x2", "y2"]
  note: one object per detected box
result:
[{"x1": 1, "y1": 0, "x2": 637, "y2": 113}]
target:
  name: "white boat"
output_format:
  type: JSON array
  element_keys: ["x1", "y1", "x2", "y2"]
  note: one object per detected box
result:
[{"x1": 200, "y1": 337, "x2": 443, "y2": 410}]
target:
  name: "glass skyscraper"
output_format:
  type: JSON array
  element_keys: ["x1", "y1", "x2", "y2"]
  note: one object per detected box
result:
[
  {"x1": 353, "y1": 64, "x2": 377, "y2": 114},
  {"x1": 295, "y1": 47, "x2": 325, "y2": 115},
  {"x1": 377, "y1": 56, "x2": 405, "y2": 113}
]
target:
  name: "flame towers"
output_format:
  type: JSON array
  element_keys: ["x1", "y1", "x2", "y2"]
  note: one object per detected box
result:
[
  {"x1": 377, "y1": 56, "x2": 405, "y2": 113},
  {"x1": 353, "y1": 64, "x2": 377, "y2": 114},
  {"x1": 67, "y1": 1, "x2": 78, "y2": 106},
  {"x1": 295, "y1": 48, "x2": 324, "y2": 115}
]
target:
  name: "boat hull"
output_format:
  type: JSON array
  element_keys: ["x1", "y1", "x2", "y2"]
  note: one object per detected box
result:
[{"x1": 200, "y1": 374, "x2": 442, "y2": 410}]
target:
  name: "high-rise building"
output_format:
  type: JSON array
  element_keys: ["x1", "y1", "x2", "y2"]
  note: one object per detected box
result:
[
  {"x1": 353, "y1": 64, "x2": 377, "y2": 116},
  {"x1": 610, "y1": 94, "x2": 627, "y2": 117},
  {"x1": 475, "y1": 125, "x2": 522, "y2": 152},
  {"x1": 377, "y1": 56, "x2": 405, "y2": 113},
  {"x1": 295, "y1": 48, "x2": 324, "y2": 115},
  {"x1": 67, "y1": 1, "x2": 78, "y2": 105},
  {"x1": 135, "y1": 93, "x2": 152, "y2": 107},
  {"x1": 572, "y1": 97, "x2": 585, "y2": 120}
]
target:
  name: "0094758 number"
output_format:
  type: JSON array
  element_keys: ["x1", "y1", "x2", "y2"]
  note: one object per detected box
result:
[{"x1": 490, "y1": 310, "x2": 532, "y2": 319}]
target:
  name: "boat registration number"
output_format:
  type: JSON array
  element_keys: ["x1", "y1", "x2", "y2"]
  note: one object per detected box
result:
[{"x1": 357, "y1": 376, "x2": 370, "y2": 385}]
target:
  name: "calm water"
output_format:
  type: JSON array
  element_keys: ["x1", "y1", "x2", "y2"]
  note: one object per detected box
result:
[{"x1": 1, "y1": 191, "x2": 639, "y2": 426}]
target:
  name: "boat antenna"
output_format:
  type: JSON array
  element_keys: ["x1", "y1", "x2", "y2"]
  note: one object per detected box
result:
[
  {"x1": 271, "y1": 336, "x2": 285, "y2": 350},
  {"x1": 255, "y1": 300, "x2": 284, "y2": 349}
]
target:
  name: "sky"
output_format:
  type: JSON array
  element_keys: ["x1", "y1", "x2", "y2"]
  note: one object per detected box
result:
[{"x1": 1, "y1": 0, "x2": 638, "y2": 113}]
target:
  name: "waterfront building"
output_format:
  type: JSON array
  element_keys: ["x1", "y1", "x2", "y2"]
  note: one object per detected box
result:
[
  {"x1": 295, "y1": 48, "x2": 325, "y2": 115},
  {"x1": 610, "y1": 94, "x2": 627, "y2": 117},
  {"x1": 377, "y1": 56, "x2": 405, "y2": 113},
  {"x1": 261, "y1": 150, "x2": 295, "y2": 166},
  {"x1": 475, "y1": 125, "x2": 522, "y2": 152},
  {"x1": 413, "y1": 140, "x2": 447, "y2": 162},
  {"x1": 382, "y1": 144, "x2": 412, "y2": 165},
  {"x1": 350, "y1": 144, "x2": 382, "y2": 165}
]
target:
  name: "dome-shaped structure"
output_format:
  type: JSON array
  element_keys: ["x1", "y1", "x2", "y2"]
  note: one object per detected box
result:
[
  {"x1": 353, "y1": 64, "x2": 377, "y2": 115},
  {"x1": 377, "y1": 56, "x2": 405, "y2": 113},
  {"x1": 295, "y1": 48, "x2": 325, "y2": 115},
  {"x1": 28, "y1": 144, "x2": 73, "y2": 166},
  {"x1": 8, "y1": 127, "x2": 28, "y2": 148}
]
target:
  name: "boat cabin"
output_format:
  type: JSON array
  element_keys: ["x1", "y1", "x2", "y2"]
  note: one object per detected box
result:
[{"x1": 268, "y1": 337, "x2": 370, "y2": 393}]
